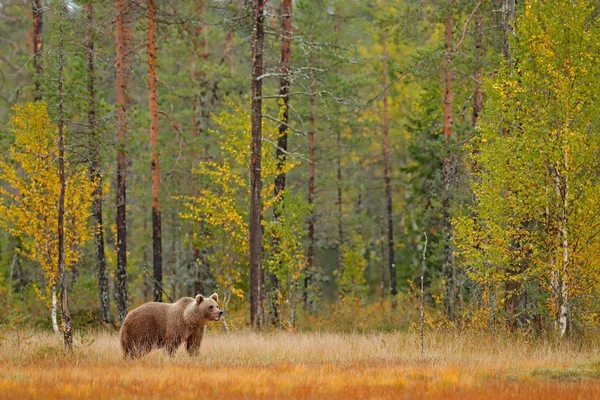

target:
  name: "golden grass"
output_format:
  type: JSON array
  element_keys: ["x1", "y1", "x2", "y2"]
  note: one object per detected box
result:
[{"x1": 1, "y1": 329, "x2": 600, "y2": 399}]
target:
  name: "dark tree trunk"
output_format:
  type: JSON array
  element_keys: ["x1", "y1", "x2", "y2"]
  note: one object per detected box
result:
[
  {"x1": 86, "y1": 3, "x2": 111, "y2": 325},
  {"x1": 57, "y1": 2, "x2": 72, "y2": 349},
  {"x1": 381, "y1": 27, "x2": 396, "y2": 298},
  {"x1": 115, "y1": 0, "x2": 130, "y2": 324},
  {"x1": 442, "y1": 0, "x2": 457, "y2": 320},
  {"x1": 269, "y1": 0, "x2": 293, "y2": 327},
  {"x1": 250, "y1": 0, "x2": 265, "y2": 328},
  {"x1": 304, "y1": 66, "x2": 316, "y2": 309},
  {"x1": 501, "y1": 0, "x2": 519, "y2": 330},
  {"x1": 336, "y1": 127, "x2": 343, "y2": 278},
  {"x1": 472, "y1": 7, "x2": 483, "y2": 127},
  {"x1": 225, "y1": 30, "x2": 234, "y2": 73},
  {"x1": 147, "y1": 0, "x2": 163, "y2": 303},
  {"x1": 333, "y1": 16, "x2": 343, "y2": 279},
  {"x1": 32, "y1": 0, "x2": 43, "y2": 101}
]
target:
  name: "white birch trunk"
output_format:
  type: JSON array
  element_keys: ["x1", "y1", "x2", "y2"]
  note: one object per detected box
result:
[
  {"x1": 559, "y1": 148, "x2": 569, "y2": 338},
  {"x1": 8, "y1": 253, "x2": 16, "y2": 300},
  {"x1": 51, "y1": 284, "x2": 59, "y2": 334},
  {"x1": 553, "y1": 145, "x2": 569, "y2": 338}
]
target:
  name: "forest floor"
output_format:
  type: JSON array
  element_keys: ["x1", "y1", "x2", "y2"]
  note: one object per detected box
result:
[{"x1": 1, "y1": 329, "x2": 600, "y2": 399}]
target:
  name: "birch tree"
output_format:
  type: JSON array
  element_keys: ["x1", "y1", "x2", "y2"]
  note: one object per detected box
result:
[{"x1": 455, "y1": 0, "x2": 600, "y2": 337}]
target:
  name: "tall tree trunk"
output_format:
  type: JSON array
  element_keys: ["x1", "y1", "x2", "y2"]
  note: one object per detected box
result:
[
  {"x1": 336, "y1": 127, "x2": 343, "y2": 277},
  {"x1": 190, "y1": 1, "x2": 209, "y2": 294},
  {"x1": 472, "y1": 8, "x2": 483, "y2": 127},
  {"x1": 147, "y1": 0, "x2": 163, "y2": 303},
  {"x1": 501, "y1": 0, "x2": 519, "y2": 329},
  {"x1": 381, "y1": 27, "x2": 396, "y2": 298},
  {"x1": 557, "y1": 146, "x2": 569, "y2": 337},
  {"x1": 115, "y1": 0, "x2": 130, "y2": 325},
  {"x1": 333, "y1": 16, "x2": 343, "y2": 279},
  {"x1": 250, "y1": 0, "x2": 265, "y2": 328},
  {"x1": 304, "y1": 65, "x2": 316, "y2": 309},
  {"x1": 85, "y1": 3, "x2": 111, "y2": 326},
  {"x1": 57, "y1": 2, "x2": 72, "y2": 349},
  {"x1": 269, "y1": 0, "x2": 293, "y2": 327},
  {"x1": 197, "y1": 0, "x2": 209, "y2": 135},
  {"x1": 441, "y1": 0, "x2": 457, "y2": 321},
  {"x1": 31, "y1": 0, "x2": 43, "y2": 101}
]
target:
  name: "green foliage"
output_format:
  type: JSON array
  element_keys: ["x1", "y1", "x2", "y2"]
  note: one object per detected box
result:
[
  {"x1": 455, "y1": 0, "x2": 600, "y2": 333},
  {"x1": 181, "y1": 103, "x2": 308, "y2": 316}
]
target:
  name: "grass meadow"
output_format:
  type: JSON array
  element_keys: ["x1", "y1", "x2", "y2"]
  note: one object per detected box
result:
[{"x1": 1, "y1": 329, "x2": 600, "y2": 399}]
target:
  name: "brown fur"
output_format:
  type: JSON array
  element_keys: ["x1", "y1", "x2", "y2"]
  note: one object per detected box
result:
[{"x1": 119, "y1": 293, "x2": 222, "y2": 358}]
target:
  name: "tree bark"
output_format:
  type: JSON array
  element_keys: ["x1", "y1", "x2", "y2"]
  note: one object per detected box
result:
[
  {"x1": 336, "y1": 126, "x2": 343, "y2": 277},
  {"x1": 147, "y1": 0, "x2": 163, "y2": 303},
  {"x1": 51, "y1": 284, "x2": 59, "y2": 334},
  {"x1": 57, "y1": 2, "x2": 72, "y2": 349},
  {"x1": 31, "y1": 0, "x2": 43, "y2": 101},
  {"x1": 225, "y1": 31, "x2": 234, "y2": 73},
  {"x1": 304, "y1": 64, "x2": 316, "y2": 309},
  {"x1": 558, "y1": 147, "x2": 569, "y2": 337},
  {"x1": 501, "y1": 0, "x2": 515, "y2": 66},
  {"x1": 250, "y1": 0, "x2": 265, "y2": 328},
  {"x1": 85, "y1": 3, "x2": 111, "y2": 326},
  {"x1": 501, "y1": 0, "x2": 519, "y2": 330},
  {"x1": 442, "y1": 0, "x2": 457, "y2": 320},
  {"x1": 196, "y1": 0, "x2": 209, "y2": 135},
  {"x1": 472, "y1": 7, "x2": 483, "y2": 127},
  {"x1": 333, "y1": 16, "x2": 343, "y2": 280},
  {"x1": 115, "y1": 0, "x2": 130, "y2": 325},
  {"x1": 269, "y1": 0, "x2": 292, "y2": 327},
  {"x1": 381, "y1": 27, "x2": 396, "y2": 298},
  {"x1": 8, "y1": 252, "x2": 16, "y2": 301}
]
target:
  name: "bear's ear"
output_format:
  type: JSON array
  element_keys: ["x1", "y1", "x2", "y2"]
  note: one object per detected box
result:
[
  {"x1": 210, "y1": 293, "x2": 218, "y2": 302},
  {"x1": 195, "y1": 294, "x2": 204, "y2": 304}
]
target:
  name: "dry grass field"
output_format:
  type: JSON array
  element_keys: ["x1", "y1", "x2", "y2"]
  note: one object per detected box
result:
[{"x1": 1, "y1": 329, "x2": 600, "y2": 399}]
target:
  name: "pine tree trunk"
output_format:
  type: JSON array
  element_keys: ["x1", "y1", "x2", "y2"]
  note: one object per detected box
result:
[
  {"x1": 336, "y1": 127, "x2": 343, "y2": 277},
  {"x1": 381, "y1": 27, "x2": 396, "y2": 298},
  {"x1": 472, "y1": 8, "x2": 483, "y2": 127},
  {"x1": 147, "y1": 0, "x2": 163, "y2": 303},
  {"x1": 441, "y1": 0, "x2": 457, "y2": 321},
  {"x1": 501, "y1": 0, "x2": 519, "y2": 330},
  {"x1": 333, "y1": 16, "x2": 343, "y2": 280},
  {"x1": 250, "y1": 0, "x2": 265, "y2": 328},
  {"x1": 269, "y1": 0, "x2": 293, "y2": 327},
  {"x1": 197, "y1": 0, "x2": 209, "y2": 135},
  {"x1": 31, "y1": 0, "x2": 43, "y2": 101},
  {"x1": 225, "y1": 31, "x2": 234, "y2": 73},
  {"x1": 85, "y1": 3, "x2": 111, "y2": 326},
  {"x1": 190, "y1": 1, "x2": 208, "y2": 294},
  {"x1": 115, "y1": 0, "x2": 130, "y2": 325},
  {"x1": 57, "y1": 2, "x2": 72, "y2": 349},
  {"x1": 304, "y1": 63, "x2": 316, "y2": 309}
]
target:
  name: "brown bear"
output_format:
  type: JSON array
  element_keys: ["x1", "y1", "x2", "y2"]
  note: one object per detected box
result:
[{"x1": 119, "y1": 293, "x2": 223, "y2": 358}]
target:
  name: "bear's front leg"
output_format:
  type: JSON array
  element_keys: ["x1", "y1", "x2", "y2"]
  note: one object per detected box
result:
[{"x1": 186, "y1": 326, "x2": 206, "y2": 356}]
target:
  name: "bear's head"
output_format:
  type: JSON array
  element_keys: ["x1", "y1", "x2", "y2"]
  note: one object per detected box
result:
[{"x1": 185, "y1": 293, "x2": 223, "y2": 325}]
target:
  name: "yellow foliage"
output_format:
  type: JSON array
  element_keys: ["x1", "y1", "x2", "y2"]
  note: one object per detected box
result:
[
  {"x1": 0, "y1": 102, "x2": 94, "y2": 291},
  {"x1": 181, "y1": 103, "x2": 301, "y2": 306}
]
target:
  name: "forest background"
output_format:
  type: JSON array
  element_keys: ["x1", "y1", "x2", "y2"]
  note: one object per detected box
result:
[{"x1": 1, "y1": 0, "x2": 600, "y2": 345}]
